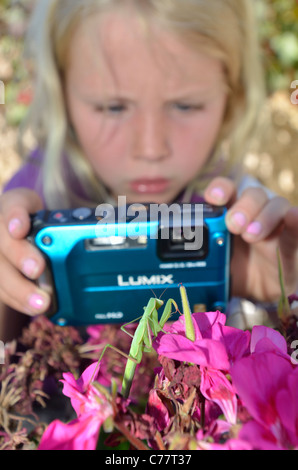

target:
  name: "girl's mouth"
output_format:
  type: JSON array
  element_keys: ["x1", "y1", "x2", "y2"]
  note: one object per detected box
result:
[{"x1": 130, "y1": 178, "x2": 171, "y2": 194}]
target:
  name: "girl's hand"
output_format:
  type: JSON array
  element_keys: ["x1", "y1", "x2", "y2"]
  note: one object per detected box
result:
[
  {"x1": 0, "y1": 189, "x2": 51, "y2": 315},
  {"x1": 204, "y1": 177, "x2": 298, "y2": 302}
]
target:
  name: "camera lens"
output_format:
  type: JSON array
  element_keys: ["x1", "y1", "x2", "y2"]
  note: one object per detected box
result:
[{"x1": 158, "y1": 225, "x2": 208, "y2": 260}]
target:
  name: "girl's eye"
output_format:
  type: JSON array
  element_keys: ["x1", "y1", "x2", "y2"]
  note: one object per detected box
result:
[
  {"x1": 173, "y1": 103, "x2": 205, "y2": 112},
  {"x1": 94, "y1": 103, "x2": 127, "y2": 114},
  {"x1": 107, "y1": 104, "x2": 126, "y2": 113}
]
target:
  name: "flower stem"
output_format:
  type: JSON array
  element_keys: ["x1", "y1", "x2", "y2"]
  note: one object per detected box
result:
[{"x1": 277, "y1": 247, "x2": 291, "y2": 320}]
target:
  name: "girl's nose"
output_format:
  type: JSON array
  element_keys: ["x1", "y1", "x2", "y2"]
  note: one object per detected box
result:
[{"x1": 133, "y1": 112, "x2": 171, "y2": 162}]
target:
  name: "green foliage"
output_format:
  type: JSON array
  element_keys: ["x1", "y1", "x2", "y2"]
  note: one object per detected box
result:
[{"x1": 257, "y1": 0, "x2": 298, "y2": 92}]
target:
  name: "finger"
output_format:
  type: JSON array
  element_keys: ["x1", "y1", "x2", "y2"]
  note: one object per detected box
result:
[
  {"x1": 204, "y1": 177, "x2": 237, "y2": 207},
  {"x1": 0, "y1": 222, "x2": 46, "y2": 281},
  {"x1": 241, "y1": 196, "x2": 291, "y2": 243},
  {"x1": 0, "y1": 254, "x2": 51, "y2": 316},
  {"x1": 225, "y1": 187, "x2": 269, "y2": 235},
  {"x1": 0, "y1": 189, "x2": 43, "y2": 239}
]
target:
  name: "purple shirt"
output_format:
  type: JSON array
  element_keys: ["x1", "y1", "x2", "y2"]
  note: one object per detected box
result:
[{"x1": 3, "y1": 148, "x2": 45, "y2": 203}]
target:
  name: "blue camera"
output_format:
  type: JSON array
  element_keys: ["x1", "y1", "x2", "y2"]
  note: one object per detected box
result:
[{"x1": 28, "y1": 203, "x2": 231, "y2": 326}]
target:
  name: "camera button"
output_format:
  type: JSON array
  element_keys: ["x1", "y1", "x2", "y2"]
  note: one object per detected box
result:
[
  {"x1": 72, "y1": 207, "x2": 93, "y2": 220},
  {"x1": 53, "y1": 211, "x2": 63, "y2": 219},
  {"x1": 41, "y1": 235, "x2": 53, "y2": 246},
  {"x1": 53, "y1": 212, "x2": 68, "y2": 223}
]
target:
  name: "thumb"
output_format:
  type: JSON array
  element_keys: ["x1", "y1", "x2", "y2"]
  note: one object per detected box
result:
[{"x1": 0, "y1": 189, "x2": 43, "y2": 239}]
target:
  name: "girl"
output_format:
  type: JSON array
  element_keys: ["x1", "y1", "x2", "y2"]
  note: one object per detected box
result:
[{"x1": 0, "y1": 0, "x2": 298, "y2": 340}]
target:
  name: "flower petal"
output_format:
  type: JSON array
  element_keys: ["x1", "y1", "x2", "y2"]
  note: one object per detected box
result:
[
  {"x1": 231, "y1": 352, "x2": 293, "y2": 426},
  {"x1": 200, "y1": 367, "x2": 237, "y2": 424},
  {"x1": 38, "y1": 416, "x2": 100, "y2": 450},
  {"x1": 250, "y1": 326, "x2": 288, "y2": 355},
  {"x1": 156, "y1": 333, "x2": 230, "y2": 370}
]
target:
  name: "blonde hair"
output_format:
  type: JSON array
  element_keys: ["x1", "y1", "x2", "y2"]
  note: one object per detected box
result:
[{"x1": 21, "y1": 0, "x2": 265, "y2": 208}]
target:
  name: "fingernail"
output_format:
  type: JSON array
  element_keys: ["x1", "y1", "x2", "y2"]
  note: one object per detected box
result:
[
  {"x1": 28, "y1": 293, "x2": 48, "y2": 311},
  {"x1": 210, "y1": 187, "x2": 225, "y2": 203},
  {"x1": 231, "y1": 212, "x2": 247, "y2": 228},
  {"x1": 246, "y1": 221, "x2": 262, "y2": 236},
  {"x1": 22, "y1": 258, "x2": 39, "y2": 279},
  {"x1": 9, "y1": 218, "x2": 22, "y2": 234}
]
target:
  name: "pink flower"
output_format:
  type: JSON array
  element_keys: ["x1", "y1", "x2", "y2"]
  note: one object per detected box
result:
[
  {"x1": 200, "y1": 367, "x2": 237, "y2": 424},
  {"x1": 38, "y1": 363, "x2": 114, "y2": 450},
  {"x1": 195, "y1": 414, "x2": 251, "y2": 449},
  {"x1": 61, "y1": 362, "x2": 111, "y2": 418},
  {"x1": 154, "y1": 311, "x2": 250, "y2": 371},
  {"x1": 155, "y1": 331, "x2": 230, "y2": 370},
  {"x1": 147, "y1": 388, "x2": 171, "y2": 432},
  {"x1": 215, "y1": 323, "x2": 251, "y2": 367},
  {"x1": 38, "y1": 416, "x2": 102, "y2": 450},
  {"x1": 231, "y1": 351, "x2": 298, "y2": 449},
  {"x1": 197, "y1": 438, "x2": 252, "y2": 450},
  {"x1": 153, "y1": 312, "x2": 250, "y2": 425},
  {"x1": 250, "y1": 325, "x2": 288, "y2": 357}
]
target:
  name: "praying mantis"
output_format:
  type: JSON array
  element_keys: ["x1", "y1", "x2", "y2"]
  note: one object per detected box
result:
[
  {"x1": 94, "y1": 284, "x2": 194, "y2": 399},
  {"x1": 120, "y1": 294, "x2": 179, "y2": 398}
]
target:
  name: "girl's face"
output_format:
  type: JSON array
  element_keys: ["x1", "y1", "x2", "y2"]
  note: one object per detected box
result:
[{"x1": 65, "y1": 11, "x2": 228, "y2": 204}]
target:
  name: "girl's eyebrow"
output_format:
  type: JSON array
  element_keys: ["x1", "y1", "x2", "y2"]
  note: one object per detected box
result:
[
  {"x1": 84, "y1": 88, "x2": 222, "y2": 100},
  {"x1": 75, "y1": 89, "x2": 133, "y2": 103},
  {"x1": 75, "y1": 81, "x2": 228, "y2": 103},
  {"x1": 166, "y1": 86, "x2": 229, "y2": 102}
]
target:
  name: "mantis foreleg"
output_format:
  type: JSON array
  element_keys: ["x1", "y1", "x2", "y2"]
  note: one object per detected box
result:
[{"x1": 89, "y1": 343, "x2": 139, "y2": 384}]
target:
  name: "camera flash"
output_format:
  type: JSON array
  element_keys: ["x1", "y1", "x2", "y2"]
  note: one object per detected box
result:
[{"x1": 216, "y1": 236, "x2": 225, "y2": 246}]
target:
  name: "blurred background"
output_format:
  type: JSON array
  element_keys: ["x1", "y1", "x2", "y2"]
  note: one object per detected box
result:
[{"x1": 0, "y1": 0, "x2": 298, "y2": 204}]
